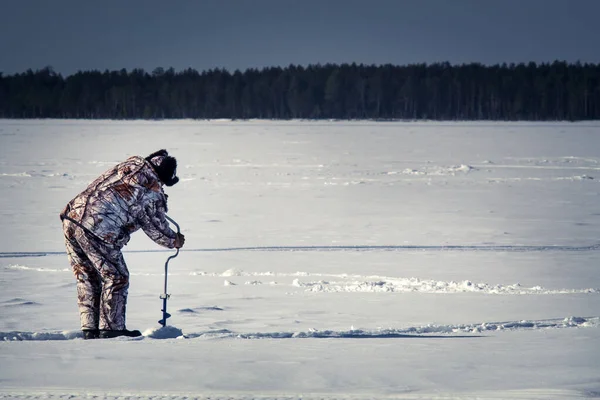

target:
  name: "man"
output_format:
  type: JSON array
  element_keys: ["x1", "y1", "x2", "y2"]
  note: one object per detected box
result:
[{"x1": 60, "y1": 149, "x2": 185, "y2": 339}]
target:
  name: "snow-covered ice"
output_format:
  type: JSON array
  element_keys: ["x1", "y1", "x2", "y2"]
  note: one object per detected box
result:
[{"x1": 1, "y1": 120, "x2": 600, "y2": 399}]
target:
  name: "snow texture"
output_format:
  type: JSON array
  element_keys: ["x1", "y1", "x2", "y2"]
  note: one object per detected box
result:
[{"x1": 1, "y1": 120, "x2": 600, "y2": 400}]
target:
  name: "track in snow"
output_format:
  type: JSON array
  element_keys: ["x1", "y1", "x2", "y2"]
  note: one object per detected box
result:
[
  {"x1": 2, "y1": 243, "x2": 600, "y2": 259},
  {"x1": 1, "y1": 316, "x2": 597, "y2": 341},
  {"x1": 0, "y1": 388, "x2": 595, "y2": 400}
]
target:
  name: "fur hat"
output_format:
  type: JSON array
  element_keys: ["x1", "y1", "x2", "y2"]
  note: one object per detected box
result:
[{"x1": 145, "y1": 149, "x2": 179, "y2": 186}]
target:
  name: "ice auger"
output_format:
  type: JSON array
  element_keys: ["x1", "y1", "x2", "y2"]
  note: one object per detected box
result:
[{"x1": 158, "y1": 215, "x2": 180, "y2": 327}]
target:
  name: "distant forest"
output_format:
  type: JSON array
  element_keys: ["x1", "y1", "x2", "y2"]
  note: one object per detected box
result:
[{"x1": 1, "y1": 61, "x2": 599, "y2": 120}]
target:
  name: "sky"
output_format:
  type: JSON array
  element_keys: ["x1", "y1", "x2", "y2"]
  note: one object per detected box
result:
[{"x1": 1, "y1": 0, "x2": 599, "y2": 76}]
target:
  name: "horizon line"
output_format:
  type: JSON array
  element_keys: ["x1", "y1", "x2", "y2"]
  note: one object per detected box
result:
[{"x1": 2, "y1": 59, "x2": 598, "y2": 78}]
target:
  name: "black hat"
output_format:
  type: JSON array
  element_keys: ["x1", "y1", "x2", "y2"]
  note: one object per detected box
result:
[{"x1": 146, "y1": 149, "x2": 179, "y2": 186}]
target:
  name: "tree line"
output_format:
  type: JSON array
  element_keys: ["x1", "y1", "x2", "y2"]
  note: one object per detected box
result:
[{"x1": 1, "y1": 61, "x2": 599, "y2": 120}]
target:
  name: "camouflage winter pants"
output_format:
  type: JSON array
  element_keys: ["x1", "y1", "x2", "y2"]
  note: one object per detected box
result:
[{"x1": 63, "y1": 221, "x2": 129, "y2": 331}]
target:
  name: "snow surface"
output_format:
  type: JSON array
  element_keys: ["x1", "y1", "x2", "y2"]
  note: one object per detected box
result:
[{"x1": 1, "y1": 119, "x2": 600, "y2": 399}]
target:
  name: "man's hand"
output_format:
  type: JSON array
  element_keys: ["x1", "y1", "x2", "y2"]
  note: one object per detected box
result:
[{"x1": 174, "y1": 232, "x2": 185, "y2": 249}]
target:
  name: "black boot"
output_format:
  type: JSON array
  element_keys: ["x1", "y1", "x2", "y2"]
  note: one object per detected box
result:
[
  {"x1": 82, "y1": 329, "x2": 100, "y2": 340},
  {"x1": 99, "y1": 329, "x2": 142, "y2": 339}
]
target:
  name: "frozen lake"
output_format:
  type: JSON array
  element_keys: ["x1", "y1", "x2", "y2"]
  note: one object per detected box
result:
[{"x1": 0, "y1": 120, "x2": 599, "y2": 399}]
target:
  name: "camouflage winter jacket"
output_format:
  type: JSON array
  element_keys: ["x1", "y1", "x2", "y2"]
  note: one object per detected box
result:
[{"x1": 60, "y1": 156, "x2": 177, "y2": 249}]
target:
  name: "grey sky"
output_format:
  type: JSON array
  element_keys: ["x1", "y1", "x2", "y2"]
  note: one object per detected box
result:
[{"x1": 1, "y1": 0, "x2": 599, "y2": 76}]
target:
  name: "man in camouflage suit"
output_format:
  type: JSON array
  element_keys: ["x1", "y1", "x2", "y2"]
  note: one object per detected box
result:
[{"x1": 61, "y1": 150, "x2": 185, "y2": 339}]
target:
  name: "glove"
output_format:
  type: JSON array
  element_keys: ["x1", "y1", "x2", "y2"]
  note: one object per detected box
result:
[{"x1": 174, "y1": 232, "x2": 185, "y2": 249}]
